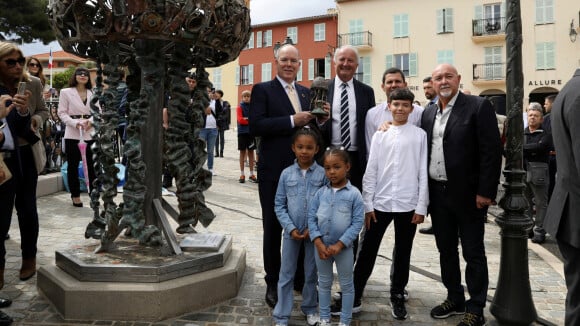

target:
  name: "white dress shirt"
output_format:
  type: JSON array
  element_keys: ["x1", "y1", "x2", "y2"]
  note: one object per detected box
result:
[
  {"x1": 364, "y1": 102, "x2": 424, "y2": 159},
  {"x1": 428, "y1": 92, "x2": 459, "y2": 181},
  {"x1": 363, "y1": 123, "x2": 429, "y2": 215},
  {"x1": 331, "y1": 77, "x2": 358, "y2": 150}
]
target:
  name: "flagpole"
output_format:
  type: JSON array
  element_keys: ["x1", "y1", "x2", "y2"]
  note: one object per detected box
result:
[{"x1": 49, "y1": 48, "x2": 53, "y2": 98}]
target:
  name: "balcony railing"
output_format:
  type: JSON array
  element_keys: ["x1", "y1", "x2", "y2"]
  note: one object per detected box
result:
[
  {"x1": 472, "y1": 17, "x2": 506, "y2": 36},
  {"x1": 473, "y1": 63, "x2": 506, "y2": 81},
  {"x1": 338, "y1": 31, "x2": 373, "y2": 48}
]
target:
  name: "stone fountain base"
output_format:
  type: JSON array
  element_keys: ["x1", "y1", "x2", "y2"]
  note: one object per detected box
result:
[{"x1": 37, "y1": 234, "x2": 246, "y2": 321}]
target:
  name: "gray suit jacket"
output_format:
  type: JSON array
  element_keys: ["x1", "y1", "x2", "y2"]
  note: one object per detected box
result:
[{"x1": 545, "y1": 68, "x2": 580, "y2": 248}]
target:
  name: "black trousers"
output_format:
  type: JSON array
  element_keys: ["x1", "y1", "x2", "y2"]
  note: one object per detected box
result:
[
  {"x1": 0, "y1": 146, "x2": 39, "y2": 267},
  {"x1": 354, "y1": 210, "x2": 416, "y2": 300},
  {"x1": 429, "y1": 180, "x2": 488, "y2": 315},
  {"x1": 65, "y1": 139, "x2": 96, "y2": 197},
  {"x1": 215, "y1": 129, "x2": 225, "y2": 155},
  {"x1": 558, "y1": 239, "x2": 580, "y2": 326},
  {"x1": 259, "y1": 179, "x2": 304, "y2": 287}
]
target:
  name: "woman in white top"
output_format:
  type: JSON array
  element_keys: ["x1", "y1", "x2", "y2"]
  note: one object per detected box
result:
[{"x1": 57, "y1": 67, "x2": 95, "y2": 207}]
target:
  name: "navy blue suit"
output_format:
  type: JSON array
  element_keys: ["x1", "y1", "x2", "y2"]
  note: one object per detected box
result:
[
  {"x1": 421, "y1": 92, "x2": 502, "y2": 315},
  {"x1": 249, "y1": 78, "x2": 310, "y2": 287}
]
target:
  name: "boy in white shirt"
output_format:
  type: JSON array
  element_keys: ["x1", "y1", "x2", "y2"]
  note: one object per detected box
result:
[{"x1": 357, "y1": 88, "x2": 429, "y2": 320}]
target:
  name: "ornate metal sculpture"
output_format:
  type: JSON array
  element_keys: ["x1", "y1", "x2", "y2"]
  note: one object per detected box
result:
[
  {"x1": 46, "y1": 0, "x2": 251, "y2": 253},
  {"x1": 309, "y1": 77, "x2": 329, "y2": 117}
]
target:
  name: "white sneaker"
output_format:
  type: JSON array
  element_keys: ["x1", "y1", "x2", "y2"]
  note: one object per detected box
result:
[
  {"x1": 209, "y1": 169, "x2": 217, "y2": 176},
  {"x1": 338, "y1": 323, "x2": 349, "y2": 326},
  {"x1": 318, "y1": 320, "x2": 331, "y2": 326},
  {"x1": 306, "y1": 313, "x2": 319, "y2": 326}
]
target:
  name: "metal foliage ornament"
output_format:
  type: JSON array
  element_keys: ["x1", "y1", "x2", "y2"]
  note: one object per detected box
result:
[{"x1": 46, "y1": 0, "x2": 251, "y2": 253}]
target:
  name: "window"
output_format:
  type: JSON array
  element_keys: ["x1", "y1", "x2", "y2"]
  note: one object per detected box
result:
[
  {"x1": 385, "y1": 53, "x2": 418, "y2": 77},
  {"x1": 393, "y1": 14, "x2": 409, "y2": 38},
  {"x1": 256, "y1": 31, "x2": 263, "y2": 48},
  {"x1": 357, "y1": 56, "x2": 372, "y2": 85},
  {"x1": 287, "y1": 27, "x2": 298, "y2": 44},
  {"x1": 535, "y1": 0, "x2": 554, "y2": 24},
  {"x1": 436, "y1": 8, "x2": 454, "y2": 33},
  {"x1": 236, "y1": 64, "x2": 254, "y2": 85},
  {"x1": 264, "y1": 30, "x2": 272, "y2": 47},
  {"x1": 484, "y1": 47, "x2": 503, "y2": 79},
  {"x1": 246, "y1": 32, "x2": 254, "y2": 49},
  {"x1": 314, "y1": 23, "x2": 326, "y2": 41},
  {"x1": 297, "y1": 60, "x2": 303, "y2": 82},
  {"x1": 308, "y1": 58, "x2": 331, "y2": 80},
  {"x1": 436, "y1": 50, "x2": 454, "y2": 65},
  {"x1": 261, "y1": 63, "x2": 271, "y2": 82},
  {"x1": 536, "y1": 42, "x2": 555, "y2": 70},
  {"x1": 349, "y1": 19, "x2": 363, "y2": 45},
  {"x1": 212, "y1": 68, "x2": 222, "y2": 90}
]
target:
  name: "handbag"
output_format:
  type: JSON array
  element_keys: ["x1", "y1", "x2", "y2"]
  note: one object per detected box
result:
[
  {"x1": 0, "y1": 154, "x2": 12, "y2": 186},
  {"x1": 31, "y1": 129, "x2": 47, "y2": 175}
]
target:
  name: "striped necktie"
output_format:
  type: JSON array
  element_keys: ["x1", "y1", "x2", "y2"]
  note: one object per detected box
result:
[{"x1": 340, "y1": 83, "x2": 351, "y2": 149}]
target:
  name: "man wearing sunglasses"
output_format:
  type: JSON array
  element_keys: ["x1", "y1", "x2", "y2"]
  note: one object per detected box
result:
[{"x1": 0, "y1": 41, "x2": 49, "y2": 326}]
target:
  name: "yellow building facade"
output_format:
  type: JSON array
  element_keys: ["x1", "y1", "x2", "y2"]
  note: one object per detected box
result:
[{"x1": 335, "y1": 0, "x2": 580, "y2": 112}]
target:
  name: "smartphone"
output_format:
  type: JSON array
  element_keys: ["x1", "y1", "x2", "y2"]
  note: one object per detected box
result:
[{"x1": 17, "y1": 82, "x2": 27, "y2": 95}]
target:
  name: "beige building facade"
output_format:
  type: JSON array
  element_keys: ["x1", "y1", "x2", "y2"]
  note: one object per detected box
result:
[
  {"x1": 206, "y1": 61, "x2": 239, "y2": 129},
  {"x1": 336, "y1": 0, "x2": 580, "y2": 113}
]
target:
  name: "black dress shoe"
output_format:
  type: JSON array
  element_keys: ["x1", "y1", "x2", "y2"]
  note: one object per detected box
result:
[
  {"x1": 3, "y1": 234, "x2": 7, "y2": 241},
  {"x1": 0, "y1": 299, "x2": 11, "y2": 308},
  {"x1": 419, "y1": 226, "x2": 434, "y2": 235},
  {"x1": 0, "y1": 310, "x2": 12, "y2": 325},
  {"x1": 72, "y1": 201, "x2": 83, "y2": 207},
  {"x1": 265, "y1": 284, "x2": 278, "y2": 308}
]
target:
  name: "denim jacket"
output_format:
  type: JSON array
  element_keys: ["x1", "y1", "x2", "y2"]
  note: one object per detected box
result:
[
  {"x1": 275, "y1": 161, "x2": 327, "y2": 238},
  {"x1": 308, "y1": 181, "x2": 364, "y2": 248}
]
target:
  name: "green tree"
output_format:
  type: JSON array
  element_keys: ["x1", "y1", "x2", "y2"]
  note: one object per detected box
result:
[
  {"x1": 0, "y1": 0, "x2": 56, "y2": 44},
  {"x1": 52, "y1": 67, "x2": 75, "y2": 91}
]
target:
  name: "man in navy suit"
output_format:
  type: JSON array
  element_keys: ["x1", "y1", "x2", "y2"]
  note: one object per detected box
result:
[
  {"x1": 422, "y1": 64, "x2": 501, "y2": 326},
  {"x1": 320, "y1": 45, "x2": 375, "y2": 191},
  {"x1": 545, "y1": 67, "x2": 580, "y2": 326},
  {"x1": 249, "y1": 44, "x2": 313, "y2": 308}
]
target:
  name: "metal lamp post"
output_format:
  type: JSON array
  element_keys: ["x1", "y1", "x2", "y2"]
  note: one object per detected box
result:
[
  {"x1": 273, "y1": 36, "x2": 294, "y2": 58},
  {"x1": 490, "y1": 0, "x2": 538, "y2": 324}
]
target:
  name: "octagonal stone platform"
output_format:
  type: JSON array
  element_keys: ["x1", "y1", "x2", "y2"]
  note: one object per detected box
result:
[{"x1": 37, "y1": 234, "x2": 246, "y2": 321}]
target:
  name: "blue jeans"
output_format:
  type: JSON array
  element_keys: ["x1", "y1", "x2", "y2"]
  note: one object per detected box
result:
[
  {"x1": 273, "y1": 238, "x2": 318, "y2": 324},
  {"x1": 315, "y1": 247, "x2": 354, "y2": 325},
  {"x1": 199, "y1": 128, "x2": 218, "y2": 170}
]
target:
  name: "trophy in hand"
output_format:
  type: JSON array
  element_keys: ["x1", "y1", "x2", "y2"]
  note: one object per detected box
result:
[{"x1": 309, "y1": 77, "x2": 329, "y2": 117}]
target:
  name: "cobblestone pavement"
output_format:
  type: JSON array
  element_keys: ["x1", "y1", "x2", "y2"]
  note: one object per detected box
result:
[{"x1": 2, "y1": 130, "x2": 566, "y2": 325}]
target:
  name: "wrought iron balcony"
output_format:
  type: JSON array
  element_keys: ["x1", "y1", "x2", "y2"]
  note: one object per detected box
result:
[
  {"x1": 473, "y1": 63, "x2": 506, "y2": 81},
  {"x1": 338, "y1": 31, "x2": 373, "y2": 48},
  {"x1": 472, "y1": 17, "x2": 506, "y2": 36}
]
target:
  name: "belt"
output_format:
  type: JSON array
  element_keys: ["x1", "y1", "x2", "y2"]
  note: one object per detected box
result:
[
  {"x1": 70, "y1": 115, "x2": 91, "y2": 119},
  {"x1": 1, "y1": 150, "x2": 15, "y2": 159}
]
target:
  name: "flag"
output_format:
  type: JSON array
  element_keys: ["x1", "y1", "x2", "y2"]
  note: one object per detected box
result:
[{"x1": 48, "y1": 49, "x2": 53, "y2": 69}]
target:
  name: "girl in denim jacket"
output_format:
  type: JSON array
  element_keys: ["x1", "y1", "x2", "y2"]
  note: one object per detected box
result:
[
  {"x1": 308, "y1": 148, "x2": 365, "y2": 326},
  {"x1": 273, "y1": 127, "x2": 326, "y2": 326}
]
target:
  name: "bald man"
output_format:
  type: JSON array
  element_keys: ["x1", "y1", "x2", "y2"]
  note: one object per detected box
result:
[{"x1": 421, "y1": 64, "x2": 501, "y2": 326}]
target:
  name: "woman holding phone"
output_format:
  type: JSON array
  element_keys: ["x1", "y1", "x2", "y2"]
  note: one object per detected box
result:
[{"x1": 0, "y1": 41, "x2": 49, "y2": 324}]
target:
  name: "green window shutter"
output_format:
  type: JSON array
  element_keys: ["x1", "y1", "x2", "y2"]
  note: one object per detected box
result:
[
  {"x1": 249, "y1": 64, "x2": 254, "y2": 84},
  {"x1": 235, "y1": 67, "x2": 240, "y2": 86},
  {"x1": 394, "y1": 15, "x2": 401, "y2": 37},
  {"x1": 545, "y1": 0, "x2": 554, "y2": 23},
  {"x1": 409, "y1": 53, "x2": 418, "y2": 77},
  {"x1": 386, "y1": 54, "x2": 393, "y2": 69},
  {"x1": 536, "y1": 43, "x2": 545, "y2": 69},
  {"x1": 535, "y1": 0, "x2": 543, "y2": 24},
  {"x1": 308, "y1": 59, "x2": 314, "y2": 80},
  {"x1": 546, "y1": 42, "x2": 555, "y2": 68},
  {"x1": 437, "y1": 9, "x2": 444, "y2": 33},
  {"x1": 363, "y1": 57, "x2": 371, "y2": 85},
  {"x1": 325, "y1": 56, "x2": 331, "y2": 79},
  {"x1": 297, "y1": 60, "x2": 303, "y2": 82},
  {"x1": 474, "y1": 5, "x2": 483, "y2": 34},
  {"x1": 402, "y1": 14, "x2": 409, "y2": 37},
  {"x1": 446, "y1": 8, "x2": 454, "y2": 32}
]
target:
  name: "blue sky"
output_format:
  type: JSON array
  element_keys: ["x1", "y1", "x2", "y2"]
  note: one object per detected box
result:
[{"x1": 22, "y1": 0, "x2": 336, "y2": 56}]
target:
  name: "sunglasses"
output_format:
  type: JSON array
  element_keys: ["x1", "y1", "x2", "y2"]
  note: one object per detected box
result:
[
  {"x1": 28, "y1": 63, "x2": 40, "y2": 68},
  {"x1": 75, "y1": 71, "x2": 89, "y2": 77},
  {"x1": 4, "y1": 57, "x2": 26, "y2": 68}
]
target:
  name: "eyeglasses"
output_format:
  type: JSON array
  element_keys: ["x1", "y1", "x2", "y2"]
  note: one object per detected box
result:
[
  {"x1": 28, "y1": 63, "x2": 40, "y2": 68},
  {"x1": 75, "y1": 71, "x2": 89, "y2": 77},
  {"x1": 3, "y1": 57, "x2": 26, "y2": 68}
]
